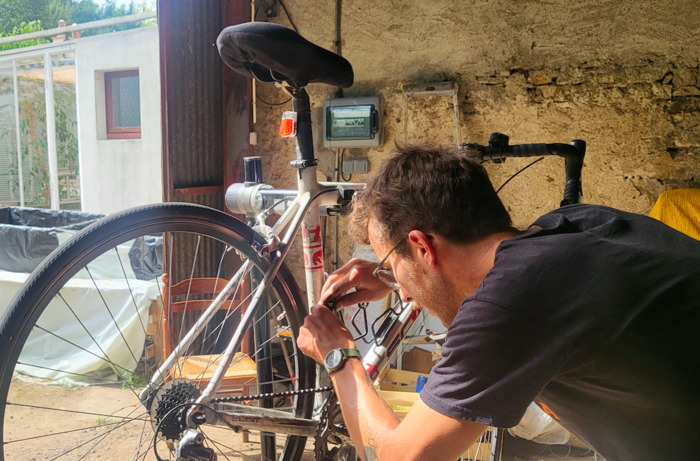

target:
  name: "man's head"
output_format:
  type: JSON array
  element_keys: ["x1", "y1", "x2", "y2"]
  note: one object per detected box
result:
[{"x1": 350, "y1": 144, "x2": 512, "y2": 252}]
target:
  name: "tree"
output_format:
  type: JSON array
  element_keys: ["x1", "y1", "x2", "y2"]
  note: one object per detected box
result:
[
  {"x1": 0, "y1": 20, "x2": 49, "y2": 51},
  {"x1": 0, "y1": 0, "x2": 151, "y2": 39},
  {"x1": 0, "y1": 0, "x2": 49, "y2": 35}
]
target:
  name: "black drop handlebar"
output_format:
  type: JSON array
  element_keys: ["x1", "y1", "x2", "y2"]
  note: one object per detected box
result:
[{"x1": 462, "y1": 132, "x2": 586, "y2": 207}]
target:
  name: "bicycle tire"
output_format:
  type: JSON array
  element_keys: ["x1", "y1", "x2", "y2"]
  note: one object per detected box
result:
[{"x1": 0, "y1": 203, "x2": 314, "y2": 461}]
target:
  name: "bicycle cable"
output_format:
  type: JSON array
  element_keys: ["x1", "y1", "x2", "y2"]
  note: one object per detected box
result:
[
  {"x1": 339, "y1": 149, "x2": 353, "y2": 182},
  {"x1": 257, "y1": 95, "x2": 292, "y2": 106},
  {"x1": 494, "y1": 156, "x2": 545, "y2": 194}
]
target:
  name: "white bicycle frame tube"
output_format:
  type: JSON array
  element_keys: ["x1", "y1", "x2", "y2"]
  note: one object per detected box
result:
[{"x1": 140, "y1": 184, "x2": 333, "y2": 401}]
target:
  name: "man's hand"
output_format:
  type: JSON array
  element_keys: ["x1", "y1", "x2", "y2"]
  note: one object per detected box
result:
[
  {"x1": 297, "y1": 304, "x2": 355, "y2": 364},
  {"x1": 320, "y1": 258, "x2": 393, "y2": 309}
]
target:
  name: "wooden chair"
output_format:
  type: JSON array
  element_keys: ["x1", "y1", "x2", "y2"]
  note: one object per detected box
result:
[{"x1": 161, "y1": 274, "x2": 257, "y2": 441}]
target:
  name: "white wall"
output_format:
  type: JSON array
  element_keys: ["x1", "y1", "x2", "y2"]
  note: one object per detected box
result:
[{"x1": 75, "y1": 26, "x2": 162, "y2": 214}]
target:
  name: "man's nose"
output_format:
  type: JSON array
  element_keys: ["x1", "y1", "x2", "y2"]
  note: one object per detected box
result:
[{"x1": 398, "y1": 287, "x2": 412, "y2": 303}]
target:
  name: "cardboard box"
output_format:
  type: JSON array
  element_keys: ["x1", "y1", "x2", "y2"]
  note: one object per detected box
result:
[{"x1": 400, "y1": 347, "x2": 434, "y2": 374}]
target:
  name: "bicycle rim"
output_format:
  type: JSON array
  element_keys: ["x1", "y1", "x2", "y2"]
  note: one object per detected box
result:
[{"x1": 0, "y1": 203, "x2": 314, "y2": 461}]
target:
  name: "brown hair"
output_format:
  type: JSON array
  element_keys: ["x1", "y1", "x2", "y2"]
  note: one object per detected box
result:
[{"x1": 349, "y1": 144, "x2": 512, "y2": 250}]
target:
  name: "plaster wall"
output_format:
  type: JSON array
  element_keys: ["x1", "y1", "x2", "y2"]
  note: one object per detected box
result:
[
  {"x1": 75, "y1": 26, "x2": 162, "y2": 214},
  {"x1": 246, "y1": 0, "x2": 700, "y2": 285}
]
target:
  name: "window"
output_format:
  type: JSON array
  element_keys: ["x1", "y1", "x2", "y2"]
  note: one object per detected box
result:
[{"x1": 105, "y1": 70, "x2": 141, "y2": 139}]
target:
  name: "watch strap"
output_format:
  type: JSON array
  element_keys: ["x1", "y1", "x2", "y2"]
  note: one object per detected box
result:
[{"x1": 324, "y1": 347, "x2": 361, "y2": 374}]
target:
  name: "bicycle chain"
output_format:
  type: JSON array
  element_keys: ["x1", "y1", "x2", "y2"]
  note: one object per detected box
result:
[{"x1": 209, "y1": 385, "x2": 334, "y2": 404}]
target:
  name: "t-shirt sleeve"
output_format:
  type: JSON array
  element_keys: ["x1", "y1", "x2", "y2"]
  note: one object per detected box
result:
[{"x1": 420, "y1": 298, "x2": 566, "y2": 428}]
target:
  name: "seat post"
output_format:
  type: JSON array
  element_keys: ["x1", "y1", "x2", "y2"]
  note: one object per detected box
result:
[{"x1": 292, "y1": 89, "x2": 315, "y2": 167}]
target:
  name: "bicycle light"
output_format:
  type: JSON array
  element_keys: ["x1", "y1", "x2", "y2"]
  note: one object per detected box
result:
[{"x1": 279, "y1": 111, "x2": 297, "y2": 137}]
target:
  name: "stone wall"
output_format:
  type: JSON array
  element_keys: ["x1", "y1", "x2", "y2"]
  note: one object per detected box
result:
[{"x1": 246, "y1": 0, "x2": 699, "y2": 273}]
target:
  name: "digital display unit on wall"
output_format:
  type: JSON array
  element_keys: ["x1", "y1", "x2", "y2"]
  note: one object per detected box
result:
[{"x1": 323, "y1": 96, "x2": 383, "y2": 148}]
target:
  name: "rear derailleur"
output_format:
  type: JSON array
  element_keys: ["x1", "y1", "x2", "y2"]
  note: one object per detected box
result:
[{"x1": 175, "y1": 429, "x2": 217, "y2": 461}]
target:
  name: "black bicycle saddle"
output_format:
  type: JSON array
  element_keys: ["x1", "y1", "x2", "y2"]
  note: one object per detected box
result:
[{"x1": 217, "y1": 22, "x2": 353, "y2": 89}]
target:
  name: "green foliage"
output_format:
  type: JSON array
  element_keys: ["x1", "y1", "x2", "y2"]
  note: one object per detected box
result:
[
  {"x1": 121, "y1": 371, "x2": 148, "y2": 390},
  {"x1": 5, "y1": 81, "x2": 79, "y2": 208},
  {"x1": 0, "y1": 0, "x2": 154, "y2": 47},
  {"x1": 7, "y1": 85, "x2": 51, "y2": 207},
  {"x1": 0, "y1": 20, "x2": 49, "y2": 51},
  {"x1": 0, "y1": 0, "x2": 48, "y2": 35}
]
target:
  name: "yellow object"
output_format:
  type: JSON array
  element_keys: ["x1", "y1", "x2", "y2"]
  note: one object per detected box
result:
[
  {"x1": 375, "y1": 368, "x2": 496, "y2": 460},
  {"x1": 649, "y1": 189, "x2": 700, "y2": 240},
  {"x1": 375, "y1": 368, "x2": 422, "y2": 419}
]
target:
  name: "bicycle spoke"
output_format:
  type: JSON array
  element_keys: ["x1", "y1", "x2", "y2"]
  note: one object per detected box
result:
[
  {"x1": 15, "y1": 362, "x2": 116, "y2": 384},
  {"x1": 31, "y1": 325, "x2": 134, "y2": 377},
  {"x1": 6, "y1": 404, "x2": 150, "y2": 446},
  {"x1": 200, "y1": 433, "x2": 237, "y2": 460},
  {"x1": 59, "y1": 291, "x2": 122, "y2": 375},
  {"x1": 29, "y1": 321, "x2": 146, "y2": 406},
  {"x1": 7, "y1": 418, "x2": 136, "y2": 445},
  {"x1": 85, "y1": 266, "x2": 141, "y2": 368},
  {"x1": 131, "y1": 417, "x2": 155, "y2": 461},
  {"x1": 47, "y1": 413, "x2": 150, "y2": 461},
  {"x1": 115, "y1": 246, "x2": 148, "y2": 338},
  {"x1": 176, "y1": 236, "x2": 202, "y2": 352}
]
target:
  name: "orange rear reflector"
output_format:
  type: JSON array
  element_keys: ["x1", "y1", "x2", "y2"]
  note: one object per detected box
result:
[{"x1": 279, "y1": 111, "x2": 297, "y2": 137}]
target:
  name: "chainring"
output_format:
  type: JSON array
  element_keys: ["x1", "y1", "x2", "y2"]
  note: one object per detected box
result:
[{"x1": 314, "y1": 392, "x2": 361, "y2": 461}]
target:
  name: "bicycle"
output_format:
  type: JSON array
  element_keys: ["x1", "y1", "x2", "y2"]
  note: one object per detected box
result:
[{"x1": 0, "y1": 21, "x2": 585, "y2": 461}]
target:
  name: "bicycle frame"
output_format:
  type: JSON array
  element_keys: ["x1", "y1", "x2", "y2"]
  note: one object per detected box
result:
[
  {"x1": 139, "y1": 85, "x2": 586, "y2": 447},
  {"x1": 139, "y1": 88, "x2": 377, "y2": 438}
]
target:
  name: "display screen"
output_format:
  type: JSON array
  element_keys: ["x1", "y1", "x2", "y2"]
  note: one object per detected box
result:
[{"x1": 327, "y1": 105, "x2": 374, "y2": 140}]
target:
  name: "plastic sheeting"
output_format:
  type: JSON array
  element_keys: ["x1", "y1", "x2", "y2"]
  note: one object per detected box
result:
[
  {"x1": 19, "y1": 277, "x2": 159, "y2": 383},
  {"x1": 1, "y1": 269, "x2": 160, "y2": 385},
  {"x1": 509, "y1": 402, "x2": 571, "y2": 445},
  {"x1": 0, "y1": 207, "x2": 103, "y2": 273},
  {"x1": 1, "y1": 221, "x2": 163, "y2": 385},
  {"x1": 129, "y1": 234, "x2": 164, "y2": 280}
]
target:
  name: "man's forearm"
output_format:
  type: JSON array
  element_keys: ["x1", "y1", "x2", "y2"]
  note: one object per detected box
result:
[{"x1": 330, "y1": 358, "x2": 402, "y2": 461}]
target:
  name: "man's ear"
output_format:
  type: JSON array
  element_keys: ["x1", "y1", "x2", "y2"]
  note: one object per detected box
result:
[{"x1": 406, "y1": 230, "x2": 436, "y2": 267}]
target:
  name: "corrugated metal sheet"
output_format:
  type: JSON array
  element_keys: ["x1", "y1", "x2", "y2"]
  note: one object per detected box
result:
[
  {"x1": 160, "y1": 0, "x2": 224, "y2": 202},
  {"x1": 158, "y1": 0, "x2": 250, "y2": 284}
]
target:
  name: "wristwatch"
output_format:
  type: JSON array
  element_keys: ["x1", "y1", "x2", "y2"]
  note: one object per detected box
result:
[{"x1": 324, "y1": 348, "x2": 361, "y2": 374}]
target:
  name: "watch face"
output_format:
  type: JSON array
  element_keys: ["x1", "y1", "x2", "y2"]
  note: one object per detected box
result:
[{"x1": 326, "y1": 349, "x2": 343, "y2": 369}]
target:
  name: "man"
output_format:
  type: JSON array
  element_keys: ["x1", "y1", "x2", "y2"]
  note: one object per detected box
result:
[{"x1": 297, "y1": 145, "x2": 700, "y2": 461}]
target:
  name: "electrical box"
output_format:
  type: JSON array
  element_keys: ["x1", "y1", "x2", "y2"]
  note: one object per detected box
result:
[
  {"x1": 323, "y1": 96, "x2": 383, "y2": 148},
  {"x1": 342, "y1": 157, "x2": 370, "y2": 174}
]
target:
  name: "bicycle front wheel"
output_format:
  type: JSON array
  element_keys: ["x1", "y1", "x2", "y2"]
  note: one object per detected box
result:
[{"x1": 0, "y1": 203, "x2": 314, "y2": 461}]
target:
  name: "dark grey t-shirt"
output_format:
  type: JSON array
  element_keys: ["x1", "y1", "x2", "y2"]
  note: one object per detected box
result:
[{"x1": 421, "y1": 204, "x2": 700, "y2": 460}]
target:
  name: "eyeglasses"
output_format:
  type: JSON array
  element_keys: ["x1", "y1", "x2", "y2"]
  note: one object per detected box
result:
[{"x1": 372, "y1": 237, "x2": 406, "y2": 289}]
